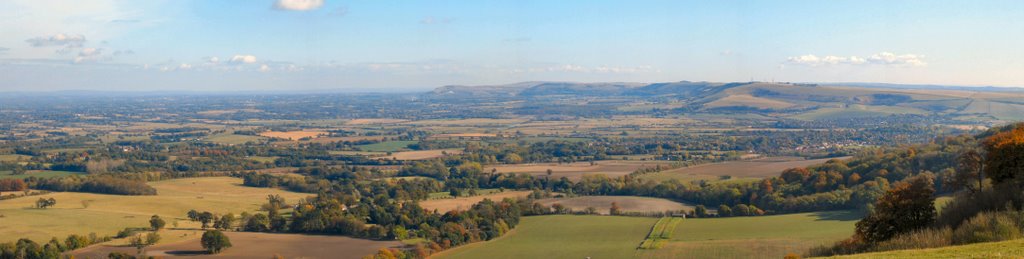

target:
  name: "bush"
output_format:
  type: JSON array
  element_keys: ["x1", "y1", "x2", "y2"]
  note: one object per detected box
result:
[
  {"x1": 951, "y1": 211, "x2": 1022, "y2": 245},
  {"x1": 871, "y1": 226, "x2": 952, "y2": 252}
]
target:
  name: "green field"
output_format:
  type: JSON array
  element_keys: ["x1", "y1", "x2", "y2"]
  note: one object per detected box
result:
[
  {"x1": 639, "y1": 217, "x2": 683, "y2": 249},
  {"x1": 0, "y1": 177, "x2": 311, "y2": 243},
  {"x1": 639, "y1": 210, "x2": 860, "y2": 259},
  {"x1": 204, "y1": 133, "x2": 268, "y2": 145},
  {"x1": 791, "y1": 105, "x2": 928, "y2": 121},
  {"x1": 435, "y1": 215, "x2": 657, "y2": 259},
  {"x1": 0, "y1": 154, "x2": 32, "y2": 162},
  {"x1": 825, "y1": 238, "x2": 1024, "y2": 259},
  {"x1": 355, "y1": 140, "x2": 418, "y2": 152},
  {"x1": 0, "y1": 170, "x2": 84, "y2": 179}
]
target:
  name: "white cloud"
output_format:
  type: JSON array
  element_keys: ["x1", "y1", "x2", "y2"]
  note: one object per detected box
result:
[
  {"x1": 259, "y1": 64, "x2": 270, "y2": 72},
  {"x1": 72, "y1": 47, "x2": 103, "y2": 63},
  {"x1": 273, "y1": 0, "x2": 324, "y2": 11},
  {"x1": 786, "y1": 52, "x2": 926, "y2": 67},
  {"x1": 178, "y1": 63, "x2": 192, "y2": 70},
  {"x1": 230, "y1": 55, "x2": 257, "y2": 64},
  {"x1": 26, "y1": 33, "x2": 87, "y2": 50}
]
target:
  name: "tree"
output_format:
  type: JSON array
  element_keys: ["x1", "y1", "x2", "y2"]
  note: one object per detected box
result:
[
  {"x1": 609, "y1": 202, "x2": 622, "y2": 215},
  {"x1": 854, "y1": 174, "x2": 936, "y2": 244},
  {"x1": 244, "y1": 214, "x2": 270, "y2": 232},
  {"x1": 200, "y1": 230, "x2": 232, "y2": 254},
  {"x1": 948, "y1": 149, "x2": 984, "y2": 193},
  {"x1": 187, "y1": 209, "x2": 199, "y2": 221},
  {"x1": 717, "y1": 205, "x2": 732, "y2": 217},
  {"x1": 694, "y1": 205, "x2": 709, "y2": 217},
  {"x1": 145, "y1": 232, "x2": 161, "y2": 245},
  {"x1": 35, "y1": 197, "x2": 56, "y2": 209},
  {"x1": 982, "y1": 124, "x2": 1024, "y2": 185},
  {"x1": 149, "y1": 215, "x2": 166, "y2": 231},
  {"x1": 198, "y1": 212, "x2": 215, "y2": 229},
  {"x1": 215, "y1": 214, "x2": 235, "y2": 230}
]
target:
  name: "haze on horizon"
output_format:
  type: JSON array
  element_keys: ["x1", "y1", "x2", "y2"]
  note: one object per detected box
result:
[{"x1": 1, "y1": 0, "x2": 1022, "y2": 92}]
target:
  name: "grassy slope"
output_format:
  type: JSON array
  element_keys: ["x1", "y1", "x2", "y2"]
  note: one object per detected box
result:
[
  {"x1": 825, "y1": 239, "x2": 1024, "y2": 259},
  {"x1": 435, "y1": 215, "x2": 657, "y2": 259},
  {"x1": 638, "y1": 210, "x2": 860, "y2": 259},
  {"x1": 0, "y1": 177, "x2": 311, "y2": 242}
]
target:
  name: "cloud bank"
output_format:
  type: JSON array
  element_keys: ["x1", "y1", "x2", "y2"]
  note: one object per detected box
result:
[
  {"x1": 787, "y1": 52, "x2": 926, "y2": 67},
  {"x1": 273, "y1": 0, "x2": 324, "y2": 11}
]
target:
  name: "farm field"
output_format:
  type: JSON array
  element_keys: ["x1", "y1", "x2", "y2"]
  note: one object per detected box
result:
[
  {"x1": 356, "y1": 141, "x2": 419, "y2": 152},
  {"x1": 419, "y1": 191, "x2": 532, "y2": 212},
  {"x1": 259, "y1": 130, "x2": 327, "y2": 140},
  {"x1": 435, "y1": 215, "x2": 657, "y2": 259},
  {"x1": 642, "y1": 156, "x2": 848, "y2": 181},
  {"x1": 0, "y1": 170, "x2": 85, "y2": 179},
  {"x1": 638, "y1": 210, "x2": 860, "y2": 259},
  {"x1": 0, "y1": 177, "x2": 311, "y2": 243},
  {"x1": 204, "y1": 134, "x2": 267, "y2": 145},
  {"x1": 386, "y1": 149, "x2": 463, "y2": 160},
  {"x1": 0, "y1": 154, "x2": 32, "y2": 162},
  {"x1": 69, "y1": 231, "x2": 403, "y2": 259},
  {"x1": 485, "y1": 160, "x2": 672, "y2": 181},
  {"x1": 822, "y1": 238, "x2": 1024, "y2": 259},
  {"x1": 536, "y1": 196, "x2": 695, "y2": 215}
]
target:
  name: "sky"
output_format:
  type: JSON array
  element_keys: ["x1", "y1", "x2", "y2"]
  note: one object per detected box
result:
[{"x1": 0, "y1": 0, "x2": 1022, "y2": 92}]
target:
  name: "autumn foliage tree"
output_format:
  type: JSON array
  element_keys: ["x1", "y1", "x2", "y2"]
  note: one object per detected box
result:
[
  {"x1": 982, "y1": 123, "x2": 1024, "y2": 186},
  {"x1": 854, "y1": 174, "x2": 936, "y2": 244}
]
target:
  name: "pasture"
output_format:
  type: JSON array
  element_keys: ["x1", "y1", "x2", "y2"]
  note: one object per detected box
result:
[
  {"x1": 0, "y1": 154, "x2": 32, "y2": 162},
  {"x1": 0, "y1": 170, "x2": 84, "y2": 179},
  {"x1": 536, "y1": 196, "x2": 694, "y2": 215},
  {"x1": 638, "y1": 210, "x2": 859, "y2": 259},
  {"x1": 435, "y1": 215, "x2": 657, "y2": 259},
  {"x1": 386, "y1": 149, "x2": 463, "y2": 160},
  {"x1": 204, "y1": 134, "x2": 267, "y2": 145},
  {"x1": 824, "y1": 238, "x2": 1024, "y2": 259},
  {"x1": 69, "y1": 231, "x2": 403, "y2": 259},
  {"x1": 641, "y1": 156, "x2": 847, "y2": 182},
  {"x1": 419, "y1": 191, "x2": 532, "y2": 212},
  {"x1": 486, "y1": 160, "x2": 672, "y2": 180},
  {"x1": 259, "y1": 130, "x2": 327, "y2": 140},
  {"x1": 0, "y1": 177, "x2": 311, "y2": 243},
  {"x1": 356, "y1": 141, "x2": 419, "y2": 152}
]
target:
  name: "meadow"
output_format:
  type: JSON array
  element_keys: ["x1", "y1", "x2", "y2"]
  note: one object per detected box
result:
[
  {"x1": 419, "y1": 190, "x2": 532, "y2": 212},
  {"x1": 69, "y1": 231, "x2": 402, "y2": 259},
  {"x1": 822, "y1": 238, "x2": 1024, "y2": 259},
  {"x1": 356, "y1": 140, "x2": 419, "y2": 152},
  {"x1": 434, "y1": 215, "x2": 658, "y2": 259},
  {"x1": 0, "y1": 170, "x2": 85, "y2": 179},
  {"x1": 639, "y1": 156, "x2": 847, "y2": 182},
  {"x1": 638, "y1": 210, "x2": 860, "y2": 259},
  {"x1": 0, "y1": 177, "x2": 311, "y2": 243},
  {"x1": 485, "y1": 160, "x2": 672, "y2": 181}
]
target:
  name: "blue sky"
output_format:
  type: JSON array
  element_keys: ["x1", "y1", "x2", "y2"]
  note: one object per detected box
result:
[{"x1": 0, "y1": 0, "x2": 1022, "y2": 91}]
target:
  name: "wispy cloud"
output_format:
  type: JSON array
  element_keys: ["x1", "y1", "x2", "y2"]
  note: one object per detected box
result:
[
  {"x1": 273, "y1": 0, "x2": 324, "y2": 11},
  {"x1": 786, "y1": 52, "x2": 926, "y2": 67},
  {"x1": 26, "y1": 33, "x2": 87, "y2": 48},
  {"x1": 230, "y1": 55, "x2": 258, "y2": 64}
]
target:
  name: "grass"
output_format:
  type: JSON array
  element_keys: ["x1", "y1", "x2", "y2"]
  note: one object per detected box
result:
[
  {"x1": 204, "y1": 133, "x2": 267, "y2": 145},
  {"x1": 434, "y1": 215, "x2": 658, "y2": 259},
  {"x1": 0, "y1": 177, "x2": 311, "y2": 243},
  {"x1": 823, "y1": 238, "x2": 1024, "y2": 259},
  {"x1": 247, "y1": 156, "x2": 278, "y2": 163},
  {"x1": 638, "y1": 210, "x2": 860, "y2": 259},
  {"x1": 0, "y1": 170, "x2": 84, "y2": 179},
  {"x1": 0, "y1": 154, "x2": 31, "y2": 162},
  {"x1": 639, "y1": 217, "x2": 683, "y2": 249},
  {"x1": 355, "y1": 140, "x2": 418, "y2": 152}
]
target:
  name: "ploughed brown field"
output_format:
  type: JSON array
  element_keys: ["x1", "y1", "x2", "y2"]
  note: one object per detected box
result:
[
  {"x1": 420, "y1": 191, "x2": 533, "y2": 212},
  {"x1": 68, "y1": 232, "x2": 403, "y2": 259},
  {"x1": 658, "y1": 156, "x2": 850, "y2": 178},
  {"x1": 536, "y1": 196, "x2": 695, "y2": 215},
  {"x1": 485, "y1": 160, "x2": 672, "y2": 181}
]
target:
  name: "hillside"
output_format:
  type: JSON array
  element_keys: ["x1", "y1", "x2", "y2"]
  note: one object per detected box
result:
[
  {"x1": 425, "y1": 81, "x2": 1024, "y2": 122},
  {"x1": 824, "y1": 239, "x2": 1024, "y2": 259}
]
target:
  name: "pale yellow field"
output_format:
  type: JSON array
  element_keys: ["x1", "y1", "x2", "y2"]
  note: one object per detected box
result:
[
  {"x1": 259, "y1": 130, "x2": 327, "y2": 140},
  {"x1": 0, "y1": 177, "x2": 311, "y2": 243},
  {"x1": 419, "y1": 191, "x2": 532, "y2": 212},
  {"x1": 486, "y1": 160, "x2": 672, "y2": 180},
  {"x1": 386, "y1": 149, "x2": 463, "y2": 160}
]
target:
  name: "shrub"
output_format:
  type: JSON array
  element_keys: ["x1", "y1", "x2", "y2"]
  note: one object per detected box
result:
[
  {"x1": 951, "y1": 211, "x2": 1022, "y2": 245},
  {"x1": 871, "y1": 226, "x2": 952, "y2": 252}
]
